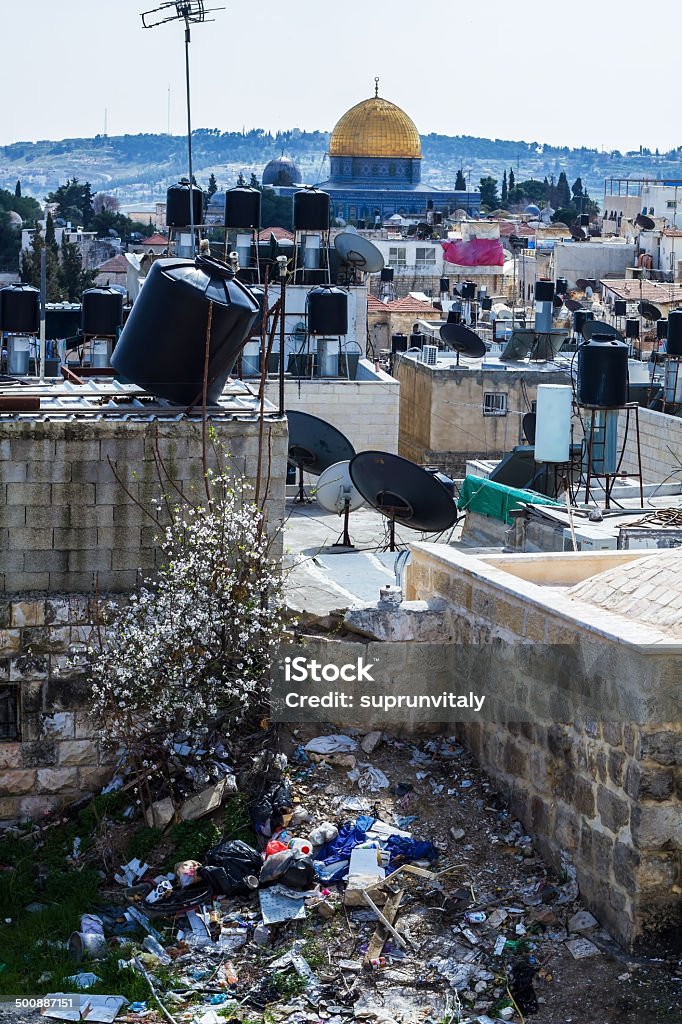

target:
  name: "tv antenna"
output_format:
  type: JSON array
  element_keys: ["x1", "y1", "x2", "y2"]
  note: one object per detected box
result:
[{"x1": 141, "y1": 2, "x2": 224, "y2": 249}]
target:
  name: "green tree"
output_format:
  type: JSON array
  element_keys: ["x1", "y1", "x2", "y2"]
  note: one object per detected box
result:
[
  {"x1": 556, "y1": 171, "x2": 571, "y2": 208},
  {"x1": 249, "y1": 173, "x2": 259, "y2": 189},
  {"x1": 59, "y1": 238, "x2": 97, "y2": 301},
  {"x1": 501, "y1": 170, "x2": 508, "y2": 204},
  {"x1": 0, "y1": 188, "x2": 41, "y2": 227},
  {"x1": 508, "y1": 168, "x2": 515, "y2": 193},
  {"x1": 20, "y1": 222, "x2": 61, "y2": 300},
  {"x1": 455, "y1": 168, "x2": 466, "y2": 190},
  {"x1": 236, "y1": 172, "x2": 246, "y2": 186},
  {"x1": 207, "y1": 172, "x2": 218, "y2": 197},
  {"x1": 45, "y1": 210, "x2": 59, "y2": 256},
  {"x1": 478, "y1": 176, "x2": 499, "y2": 211},
  {"x1": 0, "y1": 211, "x2": 20, "y2": 272},
  {"x1": 14, "y1": 180, "x2": 21, "y2": 198},
  {"x1": 46, "y1": 177, "x2": 94, "y2": 227},
  {"x1": 572, "y1": 176, "x2": 583, "y2": 199}
]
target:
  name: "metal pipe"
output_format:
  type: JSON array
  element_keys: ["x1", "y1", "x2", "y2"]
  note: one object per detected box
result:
[
  {"x1": 39, "y1": 248, "x2": 46, "y2": 379},
  {"x1": 184, "y1": 18, "x2": 195, "y2": 251},
  {"x1": 277, "y1": 255, "x2": 288, "y2": 416}
]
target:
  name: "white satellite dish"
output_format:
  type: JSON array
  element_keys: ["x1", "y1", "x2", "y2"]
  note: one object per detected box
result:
[
  {"x1": 334, "y1": 232, "x2": 385, "y2": 274},
  {"x1": 315, "y1": 460, "x2": 365, "y2": 547}
]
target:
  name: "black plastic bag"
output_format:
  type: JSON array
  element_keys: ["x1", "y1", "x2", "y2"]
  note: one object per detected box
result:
[
  {"x1": 201, "y1": 839, "x2": 262, "y2": 896},
  {"x1": 259, "y1": 849, "x2": 315, "y2": 891},
  {"x1": 509, "y1": 960, "x2": 538, "y2": 1015},
  {"x1": 251, "y1": 781, "x2": 294, "y2": 842}
]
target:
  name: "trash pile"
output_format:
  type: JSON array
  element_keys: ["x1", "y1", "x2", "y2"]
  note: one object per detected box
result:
[{"x1": 36, "y1": 731, "x2": 678, "y2": 1024}]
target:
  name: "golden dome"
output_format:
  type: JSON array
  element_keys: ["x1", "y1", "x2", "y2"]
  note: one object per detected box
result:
[{"x1": 329, "y1": 83, "x2": 422, "y2": 161}]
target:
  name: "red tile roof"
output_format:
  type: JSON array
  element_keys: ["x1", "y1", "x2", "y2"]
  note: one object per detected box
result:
[
  {"x1": 386, "y1": 295, "x2": 439, "y2": 314},
  {"x1": 258, "y1": 227, "x2": 294, "y2": 241},
  {"x1": 97, "y1": 254, "x2": 128, "y2": 273},
  {"x1": 498, "y1": 221, "x2": 536, "y2": 237},
  {"x1": 141, "y1": 233, "x2": 169, "y2": 246},
  {"x1": 367, "y1": 294, "x2": 388, "y2": 312}
]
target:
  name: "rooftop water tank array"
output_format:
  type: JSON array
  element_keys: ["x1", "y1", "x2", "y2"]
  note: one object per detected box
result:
[{"x1": 111, "y1": 254, "x2": 259, "y2": 405}]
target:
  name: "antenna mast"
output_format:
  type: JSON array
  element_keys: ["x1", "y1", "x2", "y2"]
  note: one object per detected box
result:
[{"x1": 141, "y1": 1, "x2": 224, "y2": 251}]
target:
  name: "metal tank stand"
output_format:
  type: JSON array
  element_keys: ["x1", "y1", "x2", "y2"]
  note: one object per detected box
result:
[
  {"x1": 581, "y1": 402, "x2": 643, "y2": 509},
  {"x1": 661, "y1": 355, "x2": 682, "y2": 415},
  {"x1": 293, "y1": 228, "x2": 332, "y2": 286}
]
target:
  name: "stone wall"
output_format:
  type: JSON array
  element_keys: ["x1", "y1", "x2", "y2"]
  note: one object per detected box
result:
[
  {"x1": 0, "y1": 418, "x2": 287, "y2": 593},
  {"x1": 617, "y1": 405, "x2": 682, "y2": 484},
  {"x1": 0, "y1": 594, "x2": 114, "y2": 821},
  {"x1": 404, "y1": 544, "x2": 682, "y2": 949}
]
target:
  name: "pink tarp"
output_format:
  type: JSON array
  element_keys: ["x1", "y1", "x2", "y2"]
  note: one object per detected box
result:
[{"x1": 441, "y1": 238, "x2": 505, "y2": 267}]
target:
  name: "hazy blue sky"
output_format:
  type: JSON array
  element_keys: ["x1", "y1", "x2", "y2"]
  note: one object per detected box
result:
[{"x1": 0, "y1": 0, "x2": 677, "y2": 151}]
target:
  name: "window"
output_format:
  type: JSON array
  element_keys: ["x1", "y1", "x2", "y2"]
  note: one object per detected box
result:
[
  {"x1": 415, "y1": 247, "x2": 436, "y2": 268},
  {"x1": 483, "y1": 392, "x2": 507, "y2": 416},
  {"x1": 0, "y1": 686, "x2": 19, "y2": 741},
  {"x1": 389, "y1": 246, "x2": 407, "y2": 267},
  {"x1": 667, "y1": 200, "x2": 678, "y2": 209}
]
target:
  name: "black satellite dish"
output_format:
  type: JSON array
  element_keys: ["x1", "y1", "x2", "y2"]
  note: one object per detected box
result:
[
  {"x1": 349, "y1": 451, "x2": 458, "y2": 551},
  {"x1": 575, "y1": 278, "x2": 597, "y2": 292},
  {"x1": 553, "y1": 294, "x2": 564, "y2": 308},
  {"x1": 635, "y1": 214, "x2": 655, "y2": 231},
  {"x1": 522, "y1": 412, "x2": 536, "y2": 444},
  {"x1": 287, "y1": 411, "x2": 355, "y2": 503},
  {"x1": 565, "y1": 297, "x2": 583, "y2": 313},
  {"x1": 570, "y1": 225, "x2": 587, "y2": 241},
  {"x1": 638, "y1": 301, "x2": 662, "y2": 322},
  {"x1": 439, "y1": 322, "x2": 486, "y2": 362},
  {"x1": 581, "y1": 321, "x2": 624, "y2": 342}
]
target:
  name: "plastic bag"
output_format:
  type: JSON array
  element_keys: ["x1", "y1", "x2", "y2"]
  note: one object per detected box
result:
[
  {"x1": 259, "y1": 850, "x2": 315, "y2": 891},
  {"x1": 201, "y1": 840, "x2": 262, "y2": 896},
  {"x1": 251, "y1": 781, "x2": 294, "y2": 841}
]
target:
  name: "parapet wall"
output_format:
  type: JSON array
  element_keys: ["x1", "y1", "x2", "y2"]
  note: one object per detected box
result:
[{"x1": 405, "y1": 544, "x2": 682, "y2": 949}]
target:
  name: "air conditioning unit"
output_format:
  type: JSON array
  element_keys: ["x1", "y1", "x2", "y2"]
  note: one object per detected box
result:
[
  {"x1": 562, "y1": 527, "x2": 616, "y2": 551},
  {"x1": 421, "y1": 345, "x2": 438, "y2": 366}
]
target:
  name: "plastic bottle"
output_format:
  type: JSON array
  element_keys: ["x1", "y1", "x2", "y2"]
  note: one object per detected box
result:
[{"x1": 141, "y1": 936, "x2": 172, "y2": 965}]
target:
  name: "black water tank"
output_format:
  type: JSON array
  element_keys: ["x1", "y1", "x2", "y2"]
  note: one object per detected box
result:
[
  {"x1": 614, "y1": 299, "x2": 627, "y2": 317},
  {"x1": 293, "y1": 189, "x2": 330, "y2": 231},
  {"x1": 579, "y1": 213, "x2": 590, "y2": 226},
  {"x1": 461, "y1": 281, "x2": 476, "y2": 299},
  {"x1": 439, "y1": 277, "x2": 449, "y2": 293},
  {"x1": 81, "y1": 287, "x2": 123, "y2": 336},
  {"x1": 248, "y1": 286, "x2": 266, "y2": 336},
  {"x1": 481, "y1": 297, "x2": 493, "y2": 311},
  {"x1": 357, "y1": 219, "x2": 366, "y2": 230},
  {"x1": 667, "y1": 309, "x2": 682, "y2": 355},
  {"x1": 307, "y1": 286, "x2": 348, "y2": 335},
  {"x1": 555, "y1": 277, "x2": 568, "y2": 295},
  {"x1": 574, "y1": 309, "x2": 594, "y2": 334},
  {"x1": 225, "y1": 186, "x2": 261, "y2": 229},
  {"x1": 535, "y1": 279, "x2": 555, "y2": 302},
  {"x1": 0, "y1": 284, "x2": 39, "y2": 334},
  {"x1": 391, "y1": 334, "x2": 408, "y2": 353},
  {"x1": 577, "y1": 335, "x2": 629, "y2": 407},
  {"x1": 656, "y1": 318, "x2": 668, "y2": 341},
  {"x1": 111, "y1": 254, "x2": 259, "y2": 405},
  {"x1": 625, "y1": 318, "x2": 640, "y2": 339},
  {"x1": 166, "y1": 181, "x2": 204, "y2": 228},
  {"x1": 381, "y1": 266, "x2": 394, "y2": 283}
]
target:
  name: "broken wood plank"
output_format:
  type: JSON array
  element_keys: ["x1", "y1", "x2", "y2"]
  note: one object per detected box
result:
[
  {"x1": 364, "y1": 887, "x2": 403, "y2": 964},
  {"x1": 362, "y1": 890, "x2": 410, "y2": 951}
]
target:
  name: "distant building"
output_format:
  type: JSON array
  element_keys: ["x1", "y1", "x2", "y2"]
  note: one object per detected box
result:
[
  {"x1": 94, "y1": 254, "x2": 128, "y2": 290},
  {"x1": 262, "y1": 156, "x2": 302, "y2": 188}
]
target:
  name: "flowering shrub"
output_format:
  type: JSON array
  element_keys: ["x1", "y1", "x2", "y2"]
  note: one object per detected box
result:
[{"x1": 87, "y1": 468, "x2": 287, "y2": 793}]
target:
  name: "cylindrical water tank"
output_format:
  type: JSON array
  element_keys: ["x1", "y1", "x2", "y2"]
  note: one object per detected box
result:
[
  {"x1": 535, "y1": 279, "x2": 555, "y2": 302},
  {"x1": 166, "y1": 181, "x2": 204, "y2": 228},
  {"x1": 307, "y1": 286, "x2": 348, "y2": 335},
  {"x1": 81, "y1": 287, "x2": 123, "y2": 336},
  {"x1": 614, "y1": 299, "x2": 627, "y2": 317},
  {"x1": 577, "y1": 334, "x2": 629, "y2": 407},
  {"x1": 293, "y1": 189, "x2": 330, "y2": 231},
  {"x1": 391, "y1": 334, "x2": 408, "y2": 353},
  {"x1": 555, "y1": 277, "x2": 568, "y2": 295},
  {"x1": 111, "y1": 254, "x2": 259, "y2": 405},
  {"x1": 667, "y1": 309, "x2": 682, "y2": 355},
  {"x1": 481, "y1": 297, "x2": 493, "y2": 311},
  {"x1": 7, "y1": 335, "x2": 31, "y2": 375},
  {"x1": 656, "y1": 319, "x2": 668, "y2": 341},
  {"x1": 579, "y1": 213, "x2": 590, "y2": 226},
  {"x1": 225, "y1": 186, "x2": 261, "y2": 229},
  {"x1": 380, "y1": 266, "x2": 394, "y2": 282},
  {"x1": 534, "y1": 384, "x2": 572, "y2": 462},
  {"x1": 573, "y1": 309, "x2": 594, "y2": 334},
  {"x1": 625, "y1": 318, "x2": 640, "y2": 339},
  {"x1": 439, "y1": 277, "x2": 449, "y2": 294},
  {"x1": 0, "y1": 284, "x2": 39, "y2": 334},
  {"x1": 664, "y1": 361, "x2": 682, "y2": 403},
  {"x1": 461, "y1": 281, "x2": 476, "y2": 299}
]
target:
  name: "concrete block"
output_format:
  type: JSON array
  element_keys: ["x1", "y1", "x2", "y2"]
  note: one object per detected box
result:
[
  {"x1": 69, "y1": 504, "x2": 114, "y2": 528},
  {"x1": 67, "y1": 549, "x2": 112, "y2": 573},
  {"x1": 53, "y1": 528, "x2": 98, "y2": 550},
  {"x1": 51, "y1": 483, "x2": 96, "y2": 506},
  {"x1": 71, "y1": 461, "x2": 124, "y2": 484},
  {"x1": 96, "y1": 527, "x2": 142, "y2": 550},
  {"x1": 111, "y1": 548, "x2": 155, "y2": 572},
  {"x1": 0, "y1": 505, "x2": 26, "y2": 527},
  {"x1": 6, "y1": 483, "x2": 52, "y2": 507},
  {"x1": 47, "y1": 572, "x2": 96, "y2": 593},
  {"x1": 7, "y1": 528, "x2": 56, "y2": 551},
  {"x1": 24, "y1": 505, "x2": 70, "y2": 529},
  {"x1": 23, "y1": 551, "x2": 69, "y2": 574},
  {"x1": 95, "y1": 481, "x2": 132, "y2": 505},
  {"x1": 9, "y1": 439, "x2": 55, "y2": 461},
  {"x1": 25, "y1": 462, "x2": 72, "y2": 483},
  {"x1": 0, "y1": 463, "x2": 27, "y2": 483},
  {"x1": 4, "y1": 572, "x2": 50, "y2": 592}
]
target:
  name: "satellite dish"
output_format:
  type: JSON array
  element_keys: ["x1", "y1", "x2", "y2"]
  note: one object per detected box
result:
[
  {"x1": 287, "y1": 411, "x2": 355, "y2": 503},
  {"x1": 522, "y1": 412, "x2": 536, "y2": 444},
  {"x1": 553, "y1": 294, "x2": 564, "y2": 308},
  {"x1": 565, "y1": 297, "x2": 583, "y2": 313},
  {"x1": 635, "y1": 214, "x2": 655, "y2": 231},
  {"x1": 576, "y1": 278, "x2": 597, "y2": 292},
  {"x1": 439, "y1": 322, "x2": 486, "y2": 361},
  {"x1": 334, "y1": 232, "x2": 384, "y2": 274},
  {"x1": 349, "y1": 450, "x2": 458, "y2": 550},
  {"x1": 638, "y1": 301, "x2": 662, "y2": 322},
  {"x1": 570, "y1": 225, "x2": 587, "y2": 241},
  {"x1": 581, "y1": 320, "x2": 624, "y2": 342},
  {"x1": 315, "y1": 460, "x2": 365, "y2": 548}
]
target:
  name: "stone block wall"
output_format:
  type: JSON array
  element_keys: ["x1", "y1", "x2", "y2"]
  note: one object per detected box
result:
[
  {"x1": 0, "y1": 595, "x2": 114, "y2": 821},
  {"x1": 617, "y1": 405, "x2": 682, "y2": 483},
  {"x1": 0, "y1": 418, "x2": 287, "y2": 593},
  {"x1": 405, "y1": 544, "x2": 682, "y2": 949}
]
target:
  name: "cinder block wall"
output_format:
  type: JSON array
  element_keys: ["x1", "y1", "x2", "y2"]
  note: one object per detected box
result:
[
  {"x1": 617, "y1": 406, "x2": 682, "y2": 483},
  {"x1": 405, "y1": 545, "x2": 682, "y2": 949},
  {"x1": 0, "y1": 416, "x2": 287, "y2": 821}
]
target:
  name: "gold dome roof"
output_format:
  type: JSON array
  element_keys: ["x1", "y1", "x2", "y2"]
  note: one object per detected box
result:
[{"x1": 329, "y1": 82, "x2": 421, "y2": 161}]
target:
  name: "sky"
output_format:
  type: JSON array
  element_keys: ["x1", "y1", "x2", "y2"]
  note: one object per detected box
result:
[{"x1": 0, "y1": 0, "x2": 678, "y2": 152}]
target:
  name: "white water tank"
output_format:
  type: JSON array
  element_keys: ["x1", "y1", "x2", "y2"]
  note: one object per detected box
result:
[{"x1": 534, "y1": 384, "x2": 572, "y2": 463}]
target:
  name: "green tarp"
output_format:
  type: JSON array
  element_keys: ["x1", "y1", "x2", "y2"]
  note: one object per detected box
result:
[{"x1": 458, "y1": 474, "x2": 561, "y2": 525}]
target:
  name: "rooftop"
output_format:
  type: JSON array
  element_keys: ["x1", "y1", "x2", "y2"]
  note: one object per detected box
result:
[
  {"x1": 96, "y1": 254, "x2": 128, "y2": 273},
  {"x1": 600, "y1": 279, "x2": 682, "y2": 304}
]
